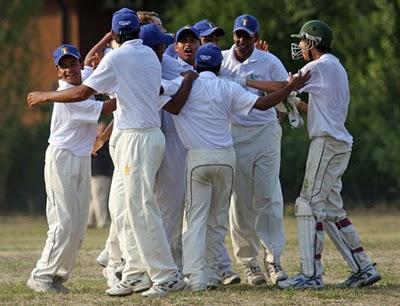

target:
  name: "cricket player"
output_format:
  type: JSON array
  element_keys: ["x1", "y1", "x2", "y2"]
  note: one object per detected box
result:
[
  {"x1": 26, "y1": 44, "x2": 115, "y2": 293},
  {"x1": 193, "y1": 19, "x2": 225, "y2": 45},
  {"x1": 277, "y1": 20, "x2": 381, "y2": 289},
  {"x1": 161, "y1": 43, "x2": 310, "y2": 291},
  {"x1": 219, "y1": 14, "x2": 289, "y2": 285},
  {"x1": 27, "y1": 8, "x2": 186, "y2": 298}
]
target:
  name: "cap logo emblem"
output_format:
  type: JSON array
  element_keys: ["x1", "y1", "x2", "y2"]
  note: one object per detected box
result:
[
  {"x1": 61, "y1": 47, "x2": 69, "y2": 54},
  {"x1": 200, "y1": 55, "x2": 212, "y2": 60},
  {"x1": 119, "y1": 20, "x2": 132, "y2": 26},
  {"x1": 242, "y1": 18, "x2": 248, "y2": 26}
]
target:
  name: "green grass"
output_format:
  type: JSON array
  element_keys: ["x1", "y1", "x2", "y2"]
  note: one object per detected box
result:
[{"x1": 0, "y1": 212, "x2": 399, "y2": 305}]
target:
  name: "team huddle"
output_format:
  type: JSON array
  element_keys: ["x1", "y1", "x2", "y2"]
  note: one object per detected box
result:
[{"x1": 25, "y1": 7, "x2": 381, "y2": 298}]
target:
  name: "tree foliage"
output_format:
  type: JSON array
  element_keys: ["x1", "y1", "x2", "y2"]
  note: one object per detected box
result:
[{"x1": 0, "y1": 0, "x2": 45, "y2": 212}]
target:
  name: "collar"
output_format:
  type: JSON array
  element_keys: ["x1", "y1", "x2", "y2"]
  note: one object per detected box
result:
[
  {"x1": 199, "y1": 71, "x2": 218, "y2": 78},
  {"x1": 120, "y1": 39, "x2": 143, "y2": 47}
]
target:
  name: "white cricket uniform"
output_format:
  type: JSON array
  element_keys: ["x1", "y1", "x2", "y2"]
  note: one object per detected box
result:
[
  {"x1": 296, "y1": 53, "x2": 371, "y2": 272},
  {"x1": 220, "y1": 46, "x2": 288, "y2": 266},
  {"x1": 169, "y1": 71, "x2": 259, "y2": 287},
  {"x1": 83, "y1": 39, "x2": 179, "y2": 284},
  {"x1": 155, "y1": 54, "x2": 189, "y2": 269},
  {"x1": 31, "y1": 67, "x2": 103, "y2": 284}
]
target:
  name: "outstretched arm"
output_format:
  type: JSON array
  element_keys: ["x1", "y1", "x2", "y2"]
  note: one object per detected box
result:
[
  {"x1": 27, "y1": 85, "x2": 95, "y2": 108},
  {"x1": 253, "y1": 71, "x2": 310, "y2": 110},
  {"x1": 246, "y1": 79, "x2": 288, "y2": 92},
  {"x1": 162, "y1": 71, "x2": 198, "y2": 115}
]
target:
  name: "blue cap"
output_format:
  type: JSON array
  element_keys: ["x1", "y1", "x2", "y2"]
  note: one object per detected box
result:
[
  {"x1": 195, "y1": 43, "x2": 223, "y2": 68},
  {"x1": 140, "y1": 24, "x2": 174, "y2": 47},
  {"x1": 112, "y1": 8, "x2": 140, "y2": 35},
  {"x1": 193, "y1": 19, "x2": 225, "y2": 37},
  {"x1": 233, "y1": 14, "x2": 259, "y2": 36},
  {"x1": 53, "y1": 44, "x2": 81, "y2": 65},
  {"x1": 175, "y1": 26, "x2": 200, "y2": 43}
]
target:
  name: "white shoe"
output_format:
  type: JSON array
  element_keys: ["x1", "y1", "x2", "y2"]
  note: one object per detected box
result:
[
  {"x1": 221, "y1": 270, "x2": 241, "y2": 285},
  {"x1": 141, "y1": 273, "x2": 185, "y2": 298},
  {"x1": 265, "y1": 261, "x2": 288, "y2": 284},
  {"x1": 96, "y1": 249, "x2": 109, "y2": 268},
  {"x1": 106, "y1": 273, "x2": 151, "y2": 296},
  {"x1": 338, "y1": 264, "x2": 381, "y2": 288},
  {"x1": 102, "y1": 266, "x2": 120, "y2": 288},
  {"x1": 244, "y1": 265, "x2": 266, "y2": 286},
  {"x1": 27, "y1": 277, "x2": 58, "y2": 293},
  {"x1": 277, "y1": 273, "x2": 324, "y2": 289}
]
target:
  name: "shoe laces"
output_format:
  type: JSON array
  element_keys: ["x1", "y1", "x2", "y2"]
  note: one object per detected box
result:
[
  {"x1": 268, "y1": 262, "x2": 282, "y2": 273},
  {"x1": 246, "y1": 266, "x2": 262, "y2": 276}
]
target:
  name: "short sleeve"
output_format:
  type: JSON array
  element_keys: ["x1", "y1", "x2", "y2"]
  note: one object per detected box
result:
[
  {"x1": 83, "y1": 56, "x2": 117, "y2": 94},
  {"x1": 228, "y1": 81, "x2": 259, "y2": 117},
  {"x1": 297, "y1": 63, "x2": 323, "y2": 94}
]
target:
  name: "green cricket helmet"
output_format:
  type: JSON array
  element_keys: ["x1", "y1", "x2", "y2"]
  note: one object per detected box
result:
[{"x1": 291, "y1": 20, "x2": 334, "y2": 59}]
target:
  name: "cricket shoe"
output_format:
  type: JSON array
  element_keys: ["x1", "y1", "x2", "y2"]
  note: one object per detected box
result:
[
  {"x1": 277, "y1": 274, "x2": 324, "y2": 290},
  {"x1": 221, "y1": 270, "x2": 241, "y2": 285},
  {"x1": 265, "y1": 261, "x2": 288, "y2": 284},
  {"x1": 103, "y1": 265, "x2": 120, "y2": 288},
  {"x1": 244, "y1": 265, "x2": 266, "y2": 286},
  {"x1": 141, "y1": 272, "x2": 185, "y2": 298},
  {"x1": 53, "y1": 276, "x2": 70, "y2": 294},
  {"x1": 106, "y1": 272, "x2": 151, "y2": 296},
  {"x1": 96, "y1": 249, "x2": 109, "y2": 268},
  {"x1": 27, "y1": 277, "x2": 58, "y2": 293},
  {"x1": 338, "y1": 264, "x2": 381, "y2": 288}
]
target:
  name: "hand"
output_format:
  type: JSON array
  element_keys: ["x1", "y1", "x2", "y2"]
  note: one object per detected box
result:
[
  {"x1": 26, "y1": 91, "x2": 50, "y2": 109},
  {"x1": 91, "y1": 135, "x2": 105, "y2": 156},
  {"x1": 181, "y1": 70, "x2": 199, "y2": 81},
  {"x1": 288, "y1": 71, "x2": 310, "y2": 91},
  {"x1": 86, "y1": 52, "x2": 101, "y2": 69},
  {"x1": 255, "y1": 39, "x2": 269, "y2": 52}
]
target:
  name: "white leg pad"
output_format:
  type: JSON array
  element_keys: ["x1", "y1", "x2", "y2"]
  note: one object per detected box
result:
[
  {"x1": 324, "y1": 220, "x2": 359, "y2": 273},
  {"x1": 295, "y1": 198, "x2": 316, "y2": 277}
]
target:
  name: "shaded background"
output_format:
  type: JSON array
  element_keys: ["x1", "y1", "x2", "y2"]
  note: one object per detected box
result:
[{"x1": 1, "y1": 0, "x2": 399, "y2": 214}]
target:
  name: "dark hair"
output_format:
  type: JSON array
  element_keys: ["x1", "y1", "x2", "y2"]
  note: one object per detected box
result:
[
  {"x1": 195, "y1": 64, "x2": 221, "y2": 75},
  {"x1": 315, "y1": 45, "x2": 332, "y2": 53},
  {"x1": 114, "y1": 31, "x2": 139, "y2": 44}
]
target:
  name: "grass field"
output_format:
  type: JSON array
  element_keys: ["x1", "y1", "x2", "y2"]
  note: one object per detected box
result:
[{"x1": 0, "y1": 211, "x2": 399, "y2": 305}]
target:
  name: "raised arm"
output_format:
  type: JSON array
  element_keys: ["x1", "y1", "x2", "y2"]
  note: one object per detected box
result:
[
  {"x1": 84, "y1": 32, "x2": 114, "y2": 68},
  {"x1": 27, "y1": 85, "x2": 95, "y2": 108},
  {"x1": 253, "y1": 71, "x2": 310, "y2": 110},
  {"x1": 162, "y1": 71, "x2": 198, "y2": 115}
]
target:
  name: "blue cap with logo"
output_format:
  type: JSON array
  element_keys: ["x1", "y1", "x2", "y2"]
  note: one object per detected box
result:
[
  {"x1": 193, "y1": 19, "x2": 225, "y2": 37},
  {"x1": 195, "y1": 43, "x2": 223, "y2": 68},
  {"x1": 175, "y1": 26, "x2": 200, "y2": 43},
  {"x1": 53, "y1": 44, "x2": 81, "y2": 65},
  {"x1": 233, "y1": 14, "x2": 259, "y2": 36},
  {"x1": 112, "y1": 8, "x2": 140, "y2": 35},
  {"x1": 139, "y1": 24, "x2": 174, "y2": 47}
]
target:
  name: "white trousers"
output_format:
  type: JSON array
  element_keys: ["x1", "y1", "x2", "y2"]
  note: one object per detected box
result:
[
  {"x1": 88, "y1": 175, "x2": 111, "y2": 228},
  {"x1": 229, "y1": 122, "x2": 285, "y2": 265},
  {"x1": 155, "y1": 133, "x2": 187, "y2": 269},
  {"x1": 31, "y1": 145, "x2": 90, "y2": 283},
  {"x1": 299, "y1": 136, "x2": 351, "y2": 221},
  {"x1": 183, "y1": 148, "x2": 235, "y2": 287},
  {"x1": 108, "y1": 128, "x2": 178, "y2": 283}
]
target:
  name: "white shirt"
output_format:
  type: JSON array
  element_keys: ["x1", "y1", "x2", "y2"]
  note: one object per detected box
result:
[
  {"x1": 160, "y1": 55, "x2": 193, "y2": 134},
  {"x1": 298, "y1": 53, "x2": 353, "y2": 145},
  {"x1": 169, "y1": 71, "x2": 259, "y2": 150},
  {"x1": 221, "y1": 45, "x2": 288, "y2": 126},
  {"x1": 83, "y1": 39, "x2": 162, "y2": 130},
  {"x1": 49, "y1": 66, "x2": 103, "y2": 156}
]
